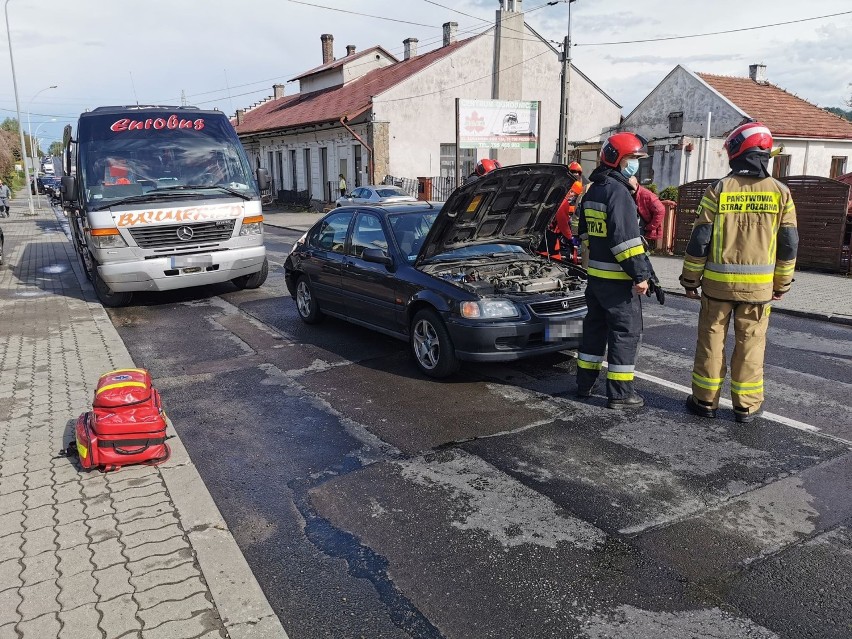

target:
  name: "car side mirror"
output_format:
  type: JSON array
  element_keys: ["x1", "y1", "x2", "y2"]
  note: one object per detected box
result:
[
  {"x1": 256, "y1": 167, "x2": 270, "y2": 191},
  {"x1": 60, "y1": 176, "x2": 77, "y2": 203},
  {"x1": 362, "y1": 247, "x2": 393, "y2": 268}
]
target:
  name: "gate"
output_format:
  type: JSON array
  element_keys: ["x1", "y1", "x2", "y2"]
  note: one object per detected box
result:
[
  {"x1": 673, "y1": 176, "x2": 851, "y2": 274},
  {"x1": 673, "y1": 179, "x2": 716, "y2": 255}
]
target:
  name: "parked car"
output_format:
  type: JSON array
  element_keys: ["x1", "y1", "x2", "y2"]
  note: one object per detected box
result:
[
  {"x1": 285, "y1": 164, "x2": 588, "y2": 378},
  {"x1": 335, "y1": 184, "x2": 417, "y2": 207}
]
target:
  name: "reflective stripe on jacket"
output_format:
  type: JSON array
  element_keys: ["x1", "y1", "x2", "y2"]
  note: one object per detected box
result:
[
  {"x1": 579, "y1": 166, "x2": 652, "y2": 284},
  {"x1": 679, "y1": 175, "x2": 798, "y2": 302}
]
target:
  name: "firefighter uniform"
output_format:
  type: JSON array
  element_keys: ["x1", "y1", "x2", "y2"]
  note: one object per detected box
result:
[
  {"x1": 680, "y1": 174, "x2": 798, "y2": 415},
  {"x1": 577, "y1": 167, "x2": 653, "y2": 401}
]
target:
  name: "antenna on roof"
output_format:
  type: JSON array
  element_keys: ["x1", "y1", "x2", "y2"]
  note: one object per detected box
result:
[
  {"x1": 181, "y1": 90, "x2": 187, "y2": 107},
  {"x1": 129, "y1": 72, "x2": 139, "y2": 106}
]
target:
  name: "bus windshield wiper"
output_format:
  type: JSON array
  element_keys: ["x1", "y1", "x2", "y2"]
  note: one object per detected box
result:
[
  {"x1": 155, "y1": 184, "x2": 253, "y2": 201},
  {"x1": 90, "y1": 190, "x2": 208, "y2": 211}
]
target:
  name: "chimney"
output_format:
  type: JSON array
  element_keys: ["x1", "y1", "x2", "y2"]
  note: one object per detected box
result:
[
  {"x1": 442, "y1": 22, "x2": 457, "y2": 46},
  {"x1": 272, "y1": 84, "x2": 285, "y2": 99},
  {"x1": 346, "y1": 44, "x2": 356, "y2": 56},
  {"x1": 403, "y1": 37, "x2": 418, "y2": 60},
  {"x1": 235, "y1": 109, "x2": 245, "y2": 126},
  {"x1": 321, "y1": 34, "x2": 334, "y2": 64},
  {"x1": 749, "y1": 63, "x2": 767, "y2": 84}
]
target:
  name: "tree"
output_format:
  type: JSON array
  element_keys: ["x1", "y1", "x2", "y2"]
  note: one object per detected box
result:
[{"x1": 48, "y1": 140, "x2": 63, "y2": 157}]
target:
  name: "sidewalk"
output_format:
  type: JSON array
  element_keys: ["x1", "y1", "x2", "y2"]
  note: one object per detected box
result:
[
  {"x1": 260, "y1": 206, "x2": 852, "y2": 326},
  {"x1": 0, "y1": 195, "x2": 288, "y2": 638}
]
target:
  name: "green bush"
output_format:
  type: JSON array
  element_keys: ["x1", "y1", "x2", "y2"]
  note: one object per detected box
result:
[
  {"x1": 659, "y1": 186, "x2": 679, "y2": 202},
  {"x1": 644, "y1": 182, "x2": 658, "y2": 194}
]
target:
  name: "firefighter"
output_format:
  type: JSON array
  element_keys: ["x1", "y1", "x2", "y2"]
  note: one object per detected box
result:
[
  {"x1": 466, "y1": 158, "x2": 502, "y2": 184},
  {"x1": 680, "y1": 121, "x2": 798, "y2": 423},
  {"x1": 576, "y1": 132, "x2": 653, "y2": 408},
  {"x1": 538, "y1": 179, "x2": 583, "y2": 261}
]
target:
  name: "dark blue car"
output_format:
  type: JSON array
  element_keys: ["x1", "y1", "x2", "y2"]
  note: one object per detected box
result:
[{"x1": 284, "y1": 164, "x2": 588, "y2": 378}]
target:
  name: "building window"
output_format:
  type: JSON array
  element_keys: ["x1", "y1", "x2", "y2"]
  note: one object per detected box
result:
[
  {"x1": 772, "y1": 154, "x2": 791, "y2": 179},
  {"x1": 289, "y1": 150, "x2": 297, "y2": 190},
  {"x1": 830, "y1": 156, "x2": 847, "y2": 179},
  {"x1": 353, "y1": 145, "x2": 363, "y2": 187},
  {"x1": 668, "y1": 112, "x2": 683, "y2": 134},
  {"x1": 304, "y1": 148, "x2": 313, "y2": 198},
  {"x1": 267, "y1": 151, "x2": 274, "y2": 173},
  {"x1": 276, "y1": 151, "x2": 283, "y2": 193},
  {"x1": 638, "y1": 157, "x2": 653, "y2": 185},
  {"x1": 439, "y1": 144, "x2": 476, "y2": 180}
]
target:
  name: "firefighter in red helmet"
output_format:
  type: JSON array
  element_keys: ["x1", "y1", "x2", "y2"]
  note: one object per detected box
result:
[
  {"x1": 681, "y1": 121, "x2": 798, "y2": 423},
  {"x1": 575, "y1": 132, "x2": 653, "y2": 409},
  {"x1": 465, "y1": 158, "x2": 502, "y2": 184}
]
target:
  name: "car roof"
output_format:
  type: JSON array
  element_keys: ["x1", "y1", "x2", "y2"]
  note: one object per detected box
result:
[{"x1": 335, "y1": 201, "x2": 437, "y2": 215}]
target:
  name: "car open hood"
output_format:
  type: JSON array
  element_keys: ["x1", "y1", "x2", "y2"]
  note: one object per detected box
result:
[{"x1": 415, "y1": 164, "x2": 574, "y2": 265}]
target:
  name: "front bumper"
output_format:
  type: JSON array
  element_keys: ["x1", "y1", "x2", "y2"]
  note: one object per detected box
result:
[
  {"x1": 446, "y1": 311, "x2": 585, "y2": 362},
  {"x1": 98, "y1": 246, "x2": 266, "y2": 292}
]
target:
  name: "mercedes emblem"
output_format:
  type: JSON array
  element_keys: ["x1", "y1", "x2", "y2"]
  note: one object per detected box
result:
[{"x1": 176, "y1": 226, "x2": 194, "y2": 241}]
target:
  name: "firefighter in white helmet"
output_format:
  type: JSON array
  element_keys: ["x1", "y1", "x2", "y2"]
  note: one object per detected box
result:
[{"x1": 681, "y1": 121, "x2": 798, "y2": 423}]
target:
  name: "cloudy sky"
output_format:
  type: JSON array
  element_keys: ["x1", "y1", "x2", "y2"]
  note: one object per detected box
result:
[{"x1": 2, "y1": 0, "x2": 850, "y2": 154}]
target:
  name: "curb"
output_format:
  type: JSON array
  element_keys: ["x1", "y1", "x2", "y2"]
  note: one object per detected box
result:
[
  {"x1": 53, "y1": 206, "x2": 290, "y2": 639},
  {"x1": 661, "y1": 287, "x2": 852, "y2": 327}
]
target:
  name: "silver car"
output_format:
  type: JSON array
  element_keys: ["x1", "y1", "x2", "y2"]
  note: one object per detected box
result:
[{"x1": 336, "y1": 185, "x2": 417, "y2": 207}]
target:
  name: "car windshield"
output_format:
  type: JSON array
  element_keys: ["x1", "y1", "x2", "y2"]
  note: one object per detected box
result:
[
  {"x1": 376, "y1": 187, "x2": 410, "y2": 198},
  {"x1": 388, "y1": 211, "x2": 439, "y2": 262},
  {"x1": 427, "y1": 244, "x2": 528, "y2": 262},
  {"x1": 77, "y1": 111, "x2": 258, "y2": 208}
]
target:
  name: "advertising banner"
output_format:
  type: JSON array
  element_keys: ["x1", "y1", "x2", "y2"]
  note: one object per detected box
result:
[{"x1": 458, "y1": 99, "x2": 539, "y2": 150}]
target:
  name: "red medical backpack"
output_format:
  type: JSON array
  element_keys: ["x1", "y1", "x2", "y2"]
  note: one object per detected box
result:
[{"x1": 73, "y1": 368, "x2": 170, "y2": 472}]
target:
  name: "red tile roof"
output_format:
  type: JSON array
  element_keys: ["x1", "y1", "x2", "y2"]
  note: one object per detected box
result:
[
  {"x1": 698, "y1": 73, "x2": 852, "y2": 140},
  {"x1": 289, "y1": 46, "x2": 397, "y2": 82},
  {"x1": 234, "y1": 38, "x2": 476, "y2": 136}
]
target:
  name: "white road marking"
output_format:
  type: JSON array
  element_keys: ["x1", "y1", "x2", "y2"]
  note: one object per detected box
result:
[{"x1": 629, "y1": 368, "x2": 852, "y2": 447}]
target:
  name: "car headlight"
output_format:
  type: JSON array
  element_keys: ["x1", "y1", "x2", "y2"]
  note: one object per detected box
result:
[
  {"x1": 288, "y1": 232, "x2": 307, "y2": 257},
  {"x1": 239, "y1": 215, "x2": 264, "y2": 236},
  {"x1": 460, "y1": 299, "x2": 519, "y2": 319},
  {"x1": 89, "y1": 228, "x2": 127, "y2": 249}
]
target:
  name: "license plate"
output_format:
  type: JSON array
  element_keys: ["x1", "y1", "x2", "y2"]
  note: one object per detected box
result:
[
  {"x1": 545, "y1": 319, "x2": 582, "y2": 342},
  {"x1": 171, "y1": 254, "x2": 213, "y2": 268}
]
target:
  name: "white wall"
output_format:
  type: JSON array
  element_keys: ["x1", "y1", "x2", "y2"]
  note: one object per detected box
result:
[
  {"x1": 373, "y1": 25, "x2": 621, "y2": 179},
  {"x1": 773, "y1": 138, "x2": 852, "y2": 177},
  {"x1": 342, "y1": 50, "x2": 395, "y2": 85},
  {"x1": 300, "y1": 69, "x2": 344, "y2": 94}
]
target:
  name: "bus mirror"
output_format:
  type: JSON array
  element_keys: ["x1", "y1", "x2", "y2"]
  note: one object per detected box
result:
[
  {"x1": 60, "y1": 176, "x2": 77, "y2": 203},
  {"x1": 256, "y1": 167, "x2": 270, "y2": 191}
]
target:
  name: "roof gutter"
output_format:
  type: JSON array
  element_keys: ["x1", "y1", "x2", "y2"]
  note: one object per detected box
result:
[{"x1": 340, "y1": 113, "x2": 374, "y2": 185}]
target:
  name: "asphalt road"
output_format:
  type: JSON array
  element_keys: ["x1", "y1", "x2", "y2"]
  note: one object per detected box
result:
[{"x1": 107, "y1": 225, "x2": 852, "y2": 639}]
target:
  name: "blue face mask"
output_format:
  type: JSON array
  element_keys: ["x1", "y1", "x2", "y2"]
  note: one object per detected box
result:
[{"x1": 621, "y1": 158, "x2": 640, "y2": 178}]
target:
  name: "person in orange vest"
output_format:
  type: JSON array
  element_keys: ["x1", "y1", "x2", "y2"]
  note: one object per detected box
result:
[{"x1": 538, "y1": 177, "x2": 583, "y2": 262}]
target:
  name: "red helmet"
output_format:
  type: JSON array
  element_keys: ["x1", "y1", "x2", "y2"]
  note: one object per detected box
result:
[
  {"x1": 600, "y1": 132, "x2": 648, "y2": 168},
  {"x1": 568, "y1": 161, "x2": 582, "y2": 173},
  {"x1": 475, "y1": 158, "x2": 502, "y2": 176},
  {"x1": 724, "y1": 121, "x2": 772, "y2": 160}
]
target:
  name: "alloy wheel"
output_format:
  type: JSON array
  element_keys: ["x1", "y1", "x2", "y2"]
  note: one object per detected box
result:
[
  {"x1": 296, "y1": 280, "x2": 312, "y2": 318},
  {"x1": 413, "y1": 318, "x2": 440, "y2": 370}
]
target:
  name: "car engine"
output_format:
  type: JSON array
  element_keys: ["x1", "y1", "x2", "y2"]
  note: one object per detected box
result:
[{"x1": 427, "y1": 260, "x2": 586, "y2": 295}]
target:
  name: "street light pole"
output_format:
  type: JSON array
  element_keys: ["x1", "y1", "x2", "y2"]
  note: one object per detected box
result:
[
  {"x1": 27, "y1": 85, "x2": 58, "y2": 188},
  {"x1": 4, "y1": 0, "x2": 35, "y2": 215}
]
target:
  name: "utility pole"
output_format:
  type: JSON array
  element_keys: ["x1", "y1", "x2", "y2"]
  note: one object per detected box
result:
[
  {"x1": 5, "y1": 0, "x2": 34, "y2": 215},
  {"x1": 181, "y1": 90, "x2": 187, "y2": 107},
  {"x1": 558, "y1": 0, "x2": 576, "y2": 165}
]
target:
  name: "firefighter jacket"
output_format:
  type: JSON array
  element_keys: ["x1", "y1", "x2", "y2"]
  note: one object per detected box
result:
[
  {"x1": 680, "y1": 175, "x2": 798, "y2": 303},
  {"x1": 579, "y1": 166, "x2": 653, "y2": 283}
]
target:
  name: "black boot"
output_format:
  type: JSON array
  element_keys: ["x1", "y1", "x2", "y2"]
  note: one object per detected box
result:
[
  {"x1": 607, "y1": 393, "x2": 644, "y2": 409},
  {"x1": 734, "y1": 407, "x2": 763, "y2": 423},
  {"x1": 686, "y1": 395, "x2": 716, "y2": 419}
]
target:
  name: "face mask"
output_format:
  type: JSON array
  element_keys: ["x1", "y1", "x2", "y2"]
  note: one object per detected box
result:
[{"x1": 621, "y1": 158, "x2": 640, "y2": 178}]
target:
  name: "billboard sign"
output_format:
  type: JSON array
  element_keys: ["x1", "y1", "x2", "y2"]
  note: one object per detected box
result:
[{"x1": 458, "y1": 99, "x2": 538, "y2": 150}]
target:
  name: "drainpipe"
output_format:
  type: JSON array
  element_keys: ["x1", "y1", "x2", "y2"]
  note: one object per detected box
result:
[{"x1": 340, "y1": 115, "x2": 374, "y2": 185}]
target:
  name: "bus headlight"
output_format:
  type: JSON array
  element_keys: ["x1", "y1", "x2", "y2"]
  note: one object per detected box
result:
[
  {"x1": 89, "y1": 228, "x2": 127, "y2": 249},
  {"x1": 239, "y1": 215, "x2": 264, "y2": 236}
]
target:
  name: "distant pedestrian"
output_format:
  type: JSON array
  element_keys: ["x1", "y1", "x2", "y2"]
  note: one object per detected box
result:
[
  {"x1": 681, "y1": 121, "x2": 798, "y2": 423},
  {"x1": 0, "y1": 180, "x2": 10, "y2": 217},
  {"x1": 338, "y1": 174, "x2": 347, "y2": 197}
]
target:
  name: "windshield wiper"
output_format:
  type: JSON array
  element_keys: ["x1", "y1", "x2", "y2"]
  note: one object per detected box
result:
[
  {"x1": 156, "y1": 184, "x2": 253, "y2": 201},
  {"x1": 91, "y1": 190, "x2": 209, "y2": 211}
]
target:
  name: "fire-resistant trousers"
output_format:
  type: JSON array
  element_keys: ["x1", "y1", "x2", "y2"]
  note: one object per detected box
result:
[
  {"x1": 691, "y1": 295, "x2": 771, "y2": 414},
  {"x1": 576, "y1": 279, "x2": 642, "y2": 400}
]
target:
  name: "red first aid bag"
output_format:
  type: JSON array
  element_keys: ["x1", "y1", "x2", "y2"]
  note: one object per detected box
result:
[{"x1": 73, "y1": 368, "x2": 170, "y2": 471}]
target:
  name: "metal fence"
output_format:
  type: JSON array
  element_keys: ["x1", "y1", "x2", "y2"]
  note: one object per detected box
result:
[
  {"x1": 673, "y1": 176, "x2": 852, "y2": 275},
  {"x1": 277, "y1": 188, "x2": 312, "y2": 207},
  {"x1": 382, "y1": 175, "x2": 460, "y2": 202}
]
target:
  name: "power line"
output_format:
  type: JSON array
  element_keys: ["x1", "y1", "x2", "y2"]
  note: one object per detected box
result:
[
  {"x1": 284, "y1": 0, "x2": 439, "y2": 28},
  {"x1": 575, "y1": 10, "x2": 852, "y2": 46}
]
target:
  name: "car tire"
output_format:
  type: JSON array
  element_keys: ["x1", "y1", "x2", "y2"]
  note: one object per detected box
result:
[
  {"x1": 410, "y1": 308, "x2": 459, "y2": 378},
  {"x1": 232, "y1": 258, "x2": 269, "y2": 290},
  {"x1": 91, "y1": 258, "x2": 133, "y2": 308},
  {"x1": 295, "y1": 275, "x2": 323, "y2": 324}
]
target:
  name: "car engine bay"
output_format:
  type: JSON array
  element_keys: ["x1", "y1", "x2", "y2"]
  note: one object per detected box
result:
[{"x1": 424, "y1": 259, "x2": 587, "y2": 295}]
